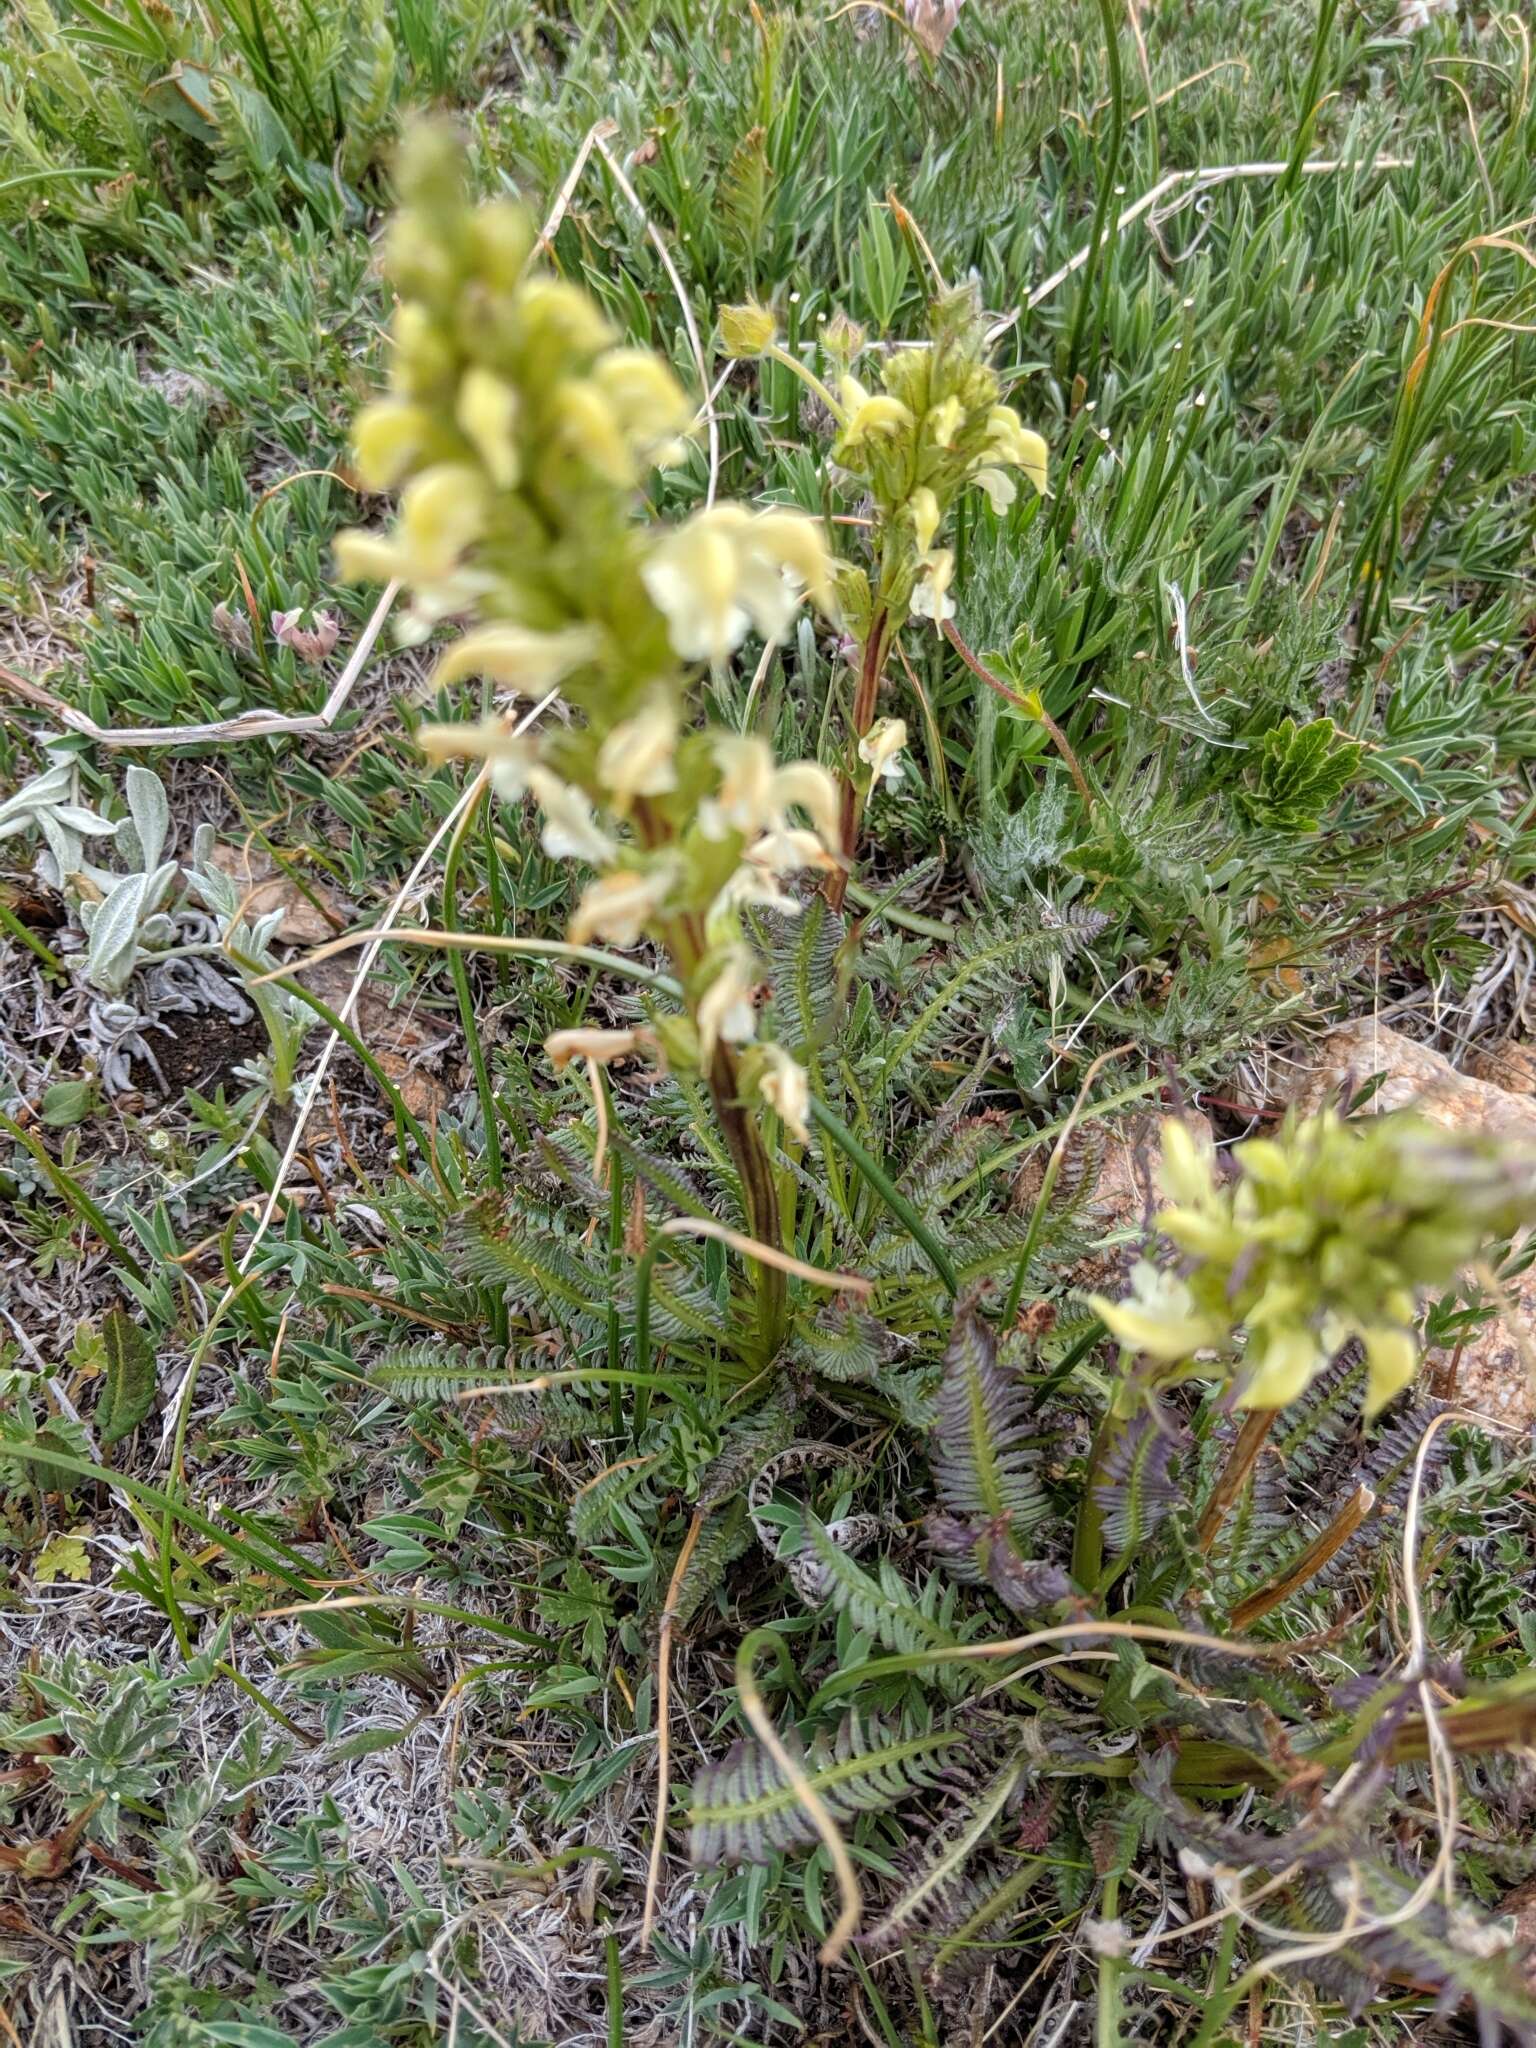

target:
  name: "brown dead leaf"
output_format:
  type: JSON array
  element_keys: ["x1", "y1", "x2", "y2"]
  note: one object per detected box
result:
[{"x1": 204, "y1": 845, "x2": 351, "y2": 946}]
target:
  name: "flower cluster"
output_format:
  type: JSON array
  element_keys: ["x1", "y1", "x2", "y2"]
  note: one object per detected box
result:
[
  {"x1": 338, "y1": 126, "x2": 842, "y2": 1138},
  {"x1": 1090, "y1": 1111, "x2": 1536, "y2": 1416},
  {"x1": 721, "y1": 290, "x2": 1047, "y2": 634}
]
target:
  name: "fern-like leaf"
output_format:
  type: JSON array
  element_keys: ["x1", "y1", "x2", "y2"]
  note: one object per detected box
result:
[
  {"x1": 688, "y1": 1718, "x2": 960, "y2": 1863},
  {"x1": 930, "y1": 1304, "x2": 1045, "y2": 1531},
  {"x1": 1094, "y1": 1410, "x2": 1183, "y2": 1553}
]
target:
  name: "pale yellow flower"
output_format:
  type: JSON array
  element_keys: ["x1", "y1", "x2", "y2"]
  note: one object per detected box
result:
[
  {"x1": 709, "y1": 865, "x2": 802, "y2": 927},
  {"x1": 909, "y1": 485, "x2": 942, "y2": 555},
  {"x1": 526, "y1": 767, "x2": 616, "y2": 865},
  {"x1": 456, "y1": 367, "x2": 520, "y2": 488},
  {"x1": 697, "y1": 947, "x2": 759, "y2": 1060},
  {"x1": 1238, "y1": 1327, "x2": 1326, "y2": 1410},
  {"x1": 746, "y1": 825, "x2": 840, "y2": 874},
  {"x1": 418, "y1": 717, "x2": 534, "y2": 801},
  {"x1": 768, "y1": 760, "x2": 842, "y2": 849},
  {"x1": 970, "y1": 466, "x2": 1017, "y2": 516},
  {"x1": 759, "y1": 1042, "x2": 811, "y2": 1143},
  {"x1": 592, "y1": 349, "x2": 693, "y2": 455},
  {"x1": 837, "y1": 375, "x2": 913, "y2": 449},
  {"x1": 909, "y1": 549, "x2": 955, "y2": 629},
  {"x1": 353, "y1": 400, "x2": 430, "y2": 490},
  {"x1": 1361, "y1": 1325, "x2": 1418, "y2": 1416},
  {"x1": 982, "y1": 408, "x2": 1048, "y2": 494},
  {"x1": 642, "y1": 506, "x2": 830, "y2": 663},
  {"x1": 554, "y1": 381, "x2": 633, "y2": 484},
  {"x1": 700, "y1": 735, "x2": 777, "y2": 840},
  {"x1": 568, "y1": 866, "x2": 677, "y2": 946},
  {"x1": 858, "y1": 716, "x2": 908, "y2": 787},
  {"x1": 1087, "y1": 1261, "x2": 1228, "y2": 1364},
  {"x1": 926, "y1": 394, "x2": 964, "y2": 448},
  {"x1": 544, "y1": 1027, "x2": 645, "y2": 1070},
  {"x1": 399, "y1": 464, "x2": 487, "y2": 579},
  {"x1": 596, "y1": 694, "x2": 679, "y2": 804},
  {"x1": 431, "y1": 624, "x2": 600, "y2": 692}
]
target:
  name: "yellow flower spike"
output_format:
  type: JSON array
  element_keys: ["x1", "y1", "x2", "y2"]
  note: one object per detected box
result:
[
  {"x1": 553, "y1": 381, "x2": 635, "y2": 485},
  {"x1": 697, "y1": 947, "x2": 759, "y2": 1060},
  {"x1": 768, "y1": 760, "x2": 843, "y2": 850},
  {"x1": 909, "y1": 486, "x2": 942, "y2": 556},
  {"x1": 430, "y1": 624, "x2": 600, "y2": 693},
  {"x1": 1237, "y1": 1327, "x2": 1325, "y2": 1410},
  {"x1": 718, "y1": 301, "x2": 778, "y2": 358},
  {"x1": 708, "y1": 864, "x2": 802, "y2": 933},
  {"x1": 399, "y1": 464, "x2": 487, "y2": 579},
  {"x1": 568, "y1": 866, "x2": 678, "y2": 947},
  {"x1": 759, "y1": 1042, "x2": 811, "y2": 1144},
  {"x1": 455, "y1": 367, "x2": 520, "y2": 488},
  {"x1": 353, "y1": 400, "x2": 430, "y2": 491},
  {"x1": 596, "y1": 694, "x2": 679, "y2": 804},
  {"x1": 926, "y1": 394, "x2": 964, "y2": 448},
  {"x1": 1361, "y1": 1325, "x2": 1419, "y2": 1417},
  {"x1": 525, "y1": 767, "x2": 617, "y2": 866}
]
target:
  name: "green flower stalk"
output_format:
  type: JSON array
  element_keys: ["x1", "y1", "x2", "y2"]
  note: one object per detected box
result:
[
  {"x1": 720, "y1": 291, "x2": 1048, "y2": 899},
  {"x1": 338, "y1": 126, "x2": 845, "y2": 1355},
  {"x1": 1090, "y1": 1110, "x2": 1536, "y2": 1417}
]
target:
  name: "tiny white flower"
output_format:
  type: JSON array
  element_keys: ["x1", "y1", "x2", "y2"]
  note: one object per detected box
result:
[
  {"x1": 759, "y1": 1042, "x2": 810, "y2": 1143},
  {"x1": 526, "y1": 768, "x2": 616, "y2": 866},
  {"x1": 697, "y1": 948, "x2": 758, "y2": 1060},
  {"x1": 858, "y1": 716, "x2": 908, "y2": 788}
]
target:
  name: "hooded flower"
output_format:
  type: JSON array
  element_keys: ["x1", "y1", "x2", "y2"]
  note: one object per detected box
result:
[
  {"x1": 568, "y1": 865, "x2": 678, "y2": 947},
  {"x1": 526, "y1": 768, "x2": 616, "y2": 865},
  {"x1": 697, "y1": 947, "x2": 759, "y2": 1059},
  {"x1": 859, "y1": 716, "x2": 908, "y2": 787},
  {"x1": 596, "y1": 694, "x2": 679, "y2": 804},
  {"x1": 759, "y1": 1042, "x2": 811, "y2": 1143},
  {"x1": 642, "y1": 506, "x2": 830, "y2": 663}
]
